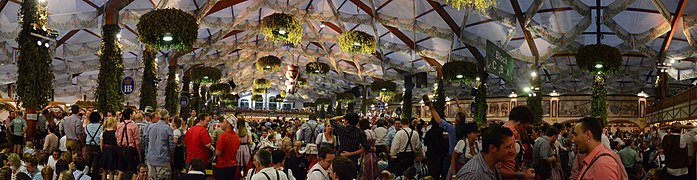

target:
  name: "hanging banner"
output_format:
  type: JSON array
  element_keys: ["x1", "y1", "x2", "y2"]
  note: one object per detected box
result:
[{"x1": 485, "y1": 40, "x2": 515, "y2": 82}]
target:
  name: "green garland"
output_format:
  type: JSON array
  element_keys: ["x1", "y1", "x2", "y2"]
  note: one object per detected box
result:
[
  {"x1": 254, "y1": 79, "x2": 271, "y2": 89},
  {"x1": 272, "y1": 96, "x2": 284, "y2": 102},
  {"x1": 164, "y1": 65, "x2": 179, "y2": 116},
  {"x1": 474, "y1": 80, "x2": 487, "y2": 125},
  {"x1": 139, "y1": 48, "x2": 158, "y2": 109},
  {"x1": 261, "y1": 13, "x2": 302, "y2": 44},
  {"x1": 445, "y1": 0, "x2": 497, "y2": 12},
  {"x1": 442, "y1": 61, "x2": 478, "y2": 84},
  {"x1": 208, "y1": 83, "x2": 231, "y2": 95},
  {"x1": 252, "y1": 88, "x2": 266, "y2": 95},
  {"x1": 575, "y1": 44, "x2": 622, "y2": 75},
  {"x1": 191, "y1": 66, "x2": 222, "y2": 83},
  {"x1": 339, "y1": 30, "x2": 377, "y2": 54},
  {"x1": 306, "y1": 62, "x2": 330, "y2": 75},
  {"x1": 526, "y1": 94, "x2": 543, "y2": 124},
  {"x1": 297, "y1": 78, "x2": 308, "y2": 87},
  {"x1": 16, "y1": 0, "x2": 53, "y2": 110},
  {"x1": 371, "y1": 79, "x2": 397, "y2": 96},
  {"x1": 591, "y1": 75, "x2": 608, "y2": 126},
  {"x1": 336, "y1": 93, "x2": 355, "y2": 103},
  {"x1": 137, "y1": 8, "x2": 198, "y2": 51},
  {"x1": 96, "y1": 24, "x2": 125, "y2": 113},
  {"x1": 251, "y1": 94, "x2": 264, "y2": 101},
  {"x1": 256, "y1": 56, "x2": 282, "y2": 71},
  {"x1": 221, "y1": 94, "x2": 238, "y2": 103}
]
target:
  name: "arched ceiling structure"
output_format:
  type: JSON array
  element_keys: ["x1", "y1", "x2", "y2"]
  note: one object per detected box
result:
[{"x1": 0, "y1": 0, "x2": 696, "y2": 104}]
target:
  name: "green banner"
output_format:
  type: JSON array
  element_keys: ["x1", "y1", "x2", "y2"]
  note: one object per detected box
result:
[{"x1": 486, "y1": 40, "x2": 515, "y2": 82}]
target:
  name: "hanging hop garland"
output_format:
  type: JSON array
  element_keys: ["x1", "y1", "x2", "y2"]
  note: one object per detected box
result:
[
  {"x1": 306, "y1": 62, "x2": 330, "y2": 75},
  {"x1": 137, "y1": 8, "x2": 198, "y2": 51},
  {"x1": 256, "y1": 56, "x2": 282, "y2": 71},
  {"x1": 371, "y1": 79, "x2": 397, "y2": 97},
  {"x1": 297, "y1": 78, "x2": 308, "y2": 87},
  {"x1": 575, "y1": 44, "x2": 622, "y2": 75},
  {"x1": 442, "y1": 61, "x2": 478, "y2": 84},
  {"x1": 251, "y1": 94, "x2": 264, "y2": 101},
  {"x1": 261, "y1": 13, "x2": 303, "y2": 44},
  {"x1": 208, "y1": 83, "x2": 231, "y2": 95},
  {"x1": 191, "y1": 66, "x2": 222, "y2": 83},
  {"x1": 280, "y1": 90, "x2": 287, "y2": 98},
  {"x1": 445, "y1": 0, "x2": 497, "y2": 12},
  {"x1": 221, "y1": 94, "x2": 238, "y2": 103},
  {"x1": 252, "y1": 88, "x2": 266, "y2": 95},
  {"x1": 339, "y1": 30, "x2": 377, "y2": 54},
  {"x1": 336, "y1": 93, "x2": 356, "y2": 103},
  {"x1": 254, "y1": 78, "x2": 271, "y2": 89}
]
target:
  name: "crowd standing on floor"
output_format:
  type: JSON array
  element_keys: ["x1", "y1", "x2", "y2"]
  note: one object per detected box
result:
[{"x1": 0, "y1": 94, "x2": 695, "y2": 180}]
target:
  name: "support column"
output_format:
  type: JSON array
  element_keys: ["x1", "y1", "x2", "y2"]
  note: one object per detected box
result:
[
  {"x1": 361, "y1": 85, "x2": 368, "y2": 115},
  {"x1": 180, "y1": 75, "x2": 190, "y2": 118},
  {"x1": 402, "y1": 74, "x2": 414, "y2": 120},
  {"x1": 434, "y1": 79, "x2": 446, "y2": 118}
]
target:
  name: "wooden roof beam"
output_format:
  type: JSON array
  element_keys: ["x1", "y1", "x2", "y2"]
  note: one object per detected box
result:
[
  {"x1": 510, "y1": 0, "x2": 539, "y2": 60},
  {"x1": 56, "y1": 30, "x2": 80, "y2": 48},
  {"x1": 206, "y1": 0, "x2": 246, "y2": 16},
  {"x1": 659, "y1": 0, "x2": 687, "y2": 60},
  {"x1": 428, "y1": 1, "x2": 485, "y2": 69}
]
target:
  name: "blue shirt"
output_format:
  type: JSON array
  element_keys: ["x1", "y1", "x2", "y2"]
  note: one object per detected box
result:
[
  {"x1": 146, "y1": 120, "x2": 175, "y2": 166},
  {"x1": 386, "y1": 126, "x2": 396, "y2": 147},
  {"x1": 439, "y1": 120, "x2": 457, "y2": 155},
  {"x1": 457, "y1": 154, "x2": 501, "y2": 180},
  {"x1": 84, "y1": 123, "x2": 103, "y2": 145},
  {"x1": 300, "y1": 120, "x2": 324, "y2": 144}
]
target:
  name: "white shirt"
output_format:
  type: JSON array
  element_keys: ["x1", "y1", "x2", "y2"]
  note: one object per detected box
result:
[
  {"x1": 251, "y1": 167, "x2": 289, "y2": 180},
  {"x1": 73, "y1": 170, "x2": 90, "y2": 180},
  {"x1": 306, "y1": 163, "x2": 329, "y2": 180},
  {"x1": 59, "y1": 136, "x2": 67, "y2": 152},
  {"x1": 374, "y1": 127, "x2": 388, "y2": 146},
  {"x1": 666, "y1": 128, "x2": 697, "y2": 176},
  {"x1": 602, "y1": 134, "x2": 611, "y2": 150},
  {"x1": 389, "y1": 127, "x2": 422, "y2": 158},
  {"x1": 453, "y1": 139, "x2": 481, "y2": 160}
]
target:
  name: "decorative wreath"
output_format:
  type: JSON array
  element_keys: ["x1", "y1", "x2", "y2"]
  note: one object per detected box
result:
[
  {"x1": 575, "y1": 44, "x2": 622, "y2": 75},
  {"x1": 252, "y1": 88, "x2": 266, "y2": 95},
  {"x1": 306, "y1": 62, "x2": 330, "y2": 75},
  {"x1": 442, "y1": 61, "x2": 478, "y2": 84},
  {"x1": 256, "y1": 56, "x2": 282, "y2": 71},
  {"x1": 261, "y1": 13, "x2": 303, "y2": 44},
  {"x1": 251, "y1": 94, "x2": 264, "y2": 101},
  {"x1": 254, "y1": 78, "x2": 271, "y2": 89},
  {"x1": 339, "y1": 30, "x2": 377, "y2": 54},
  {"x1": 137, "y1": 8, "x2": 198, "y2": 50},
  {"x1": 220, "y1": 94, "x2": 238, "y2": 103},
  {"x1": 191, "y1": 66, "x2": 222, "y2": 83},
  {"x1": 336, "y1": 93, "x2": 356, "y2": 103},
  {"x1": 316, "y1": 98, "x2": 332, "y2": 105},
  {"x1": 208, "y1": 83, "x2": 231, "y2": 95}
]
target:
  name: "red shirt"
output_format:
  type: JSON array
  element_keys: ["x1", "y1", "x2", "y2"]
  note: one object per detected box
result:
[
  {"x1": 498, "y1": 121, "x2": 519, "y2": 178},
  {"x1": 578, "y1": 144, "x2": 628, "y2": 180},
  {"x1": 185, "y1": 125, "x2": 212, "y2": 164},
  {"x1": 216, "y1": 130, "x2": 240, "y2": 168}
]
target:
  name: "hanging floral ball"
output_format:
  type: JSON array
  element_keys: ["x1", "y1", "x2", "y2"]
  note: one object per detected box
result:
[
  {"x1": 445, "y1": 0, "x2": 497, "y2": 12},
  {"x1": 252, "y1": 88, "x2": 266, "y2": 95},
  {"x1": 575, "y1": 44, "x2": 622, "y2": 75},
  {"x1": 371, "y1": 79, "x2": 397, "y2": 95},
  {"x1": 306, "y1": 62, "x2": 330, "y2": 75},
  {"x1": 251, "y1": 94, "x2": 264, "y2": 101},
  {"x1": 261, "y1": 13, "x2": 303, "y2": 44},
  {"x1": 208, "y1": 83, "x2": 231, "y2": 95},
  {"x1": 191, "y1": 66, "x2": 222, "y2": 83},
  {"x1": 256, "y1": 56, "x2": 282, "y2": 71},
  {"x1": 442, "y1": 61, "x2": 478, "y2": 84},
  {"x1": 339, "y1": 30, "x2": 377, "y2": 54},
  {"x1": 336, "y1": 93, "x2": 355, "y2": 103},
  {"x1": 137, "y1": 8, "x2": 198, "y2": 50},
  {"x1": 254, "y1": 78, "x2": 271, "y2": 89}
]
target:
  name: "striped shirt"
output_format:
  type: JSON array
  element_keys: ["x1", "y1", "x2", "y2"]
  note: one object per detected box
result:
[
  {"x1": 329, "y1": 120, "x2": 369, "y2": 153},
  {"x1": 456, "y1": 154, "x2": 501, "y2": 180}
]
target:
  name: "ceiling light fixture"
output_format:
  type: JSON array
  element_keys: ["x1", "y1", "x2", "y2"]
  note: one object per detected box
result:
[
  {"x1": 530, "y1": 71, "x2": 537, "y2": 77},
  {"x1": 381, "y1": 88, "x2": 387, "y2": 91},
  {"x1": 595, "y1": 64, "x2": 603, "y2": 69},
  {"x1": 353, "y1": 42, "x2": 361, "y2": 46},
  {"x1": 456, "y1": 74, "x2": 464, "y2": 79},
  {"x1": 319, "y1": 24, "x2": 326, "y2": 28},
  {"x1": 508, "y1": 91, "x2": 518, "y2": 98},
  {"x1": 278, "y1": 30, "x2": 287, "y2": 35},
  {"x1": 475, "y1": 77, "x2": 480, "y2": 81},
  {"x1": 162, "y1": 33, "x2": 173, "y2": 41},
  {"x1": 523, "y1": 87, "x2": 531, "y2": 92},
  {"x1": 116, "y1": 33, "x2": 122, "y2": 39}
]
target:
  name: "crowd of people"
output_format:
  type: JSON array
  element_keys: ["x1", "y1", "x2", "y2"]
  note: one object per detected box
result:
[{"x1": 0, "y1": 93, "x2": 694, "y2": 180}]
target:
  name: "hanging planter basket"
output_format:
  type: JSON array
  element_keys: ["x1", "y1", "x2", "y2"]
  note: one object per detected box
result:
[
  {"x1": 371, "y1": 79, "x2": 397, "y2": 96},
  {"x1": 297, "y1": 78, "x2": 308, "y2": 87},
  {"x1": 383, "y1": 93, "x2": 403, "y2": 103},
  {"x1": 279, "y1": 90, "x2": 287, "y2": 98},
  {"x1": 261, "y1": 13, "x2": 303, "y2": 44},
  {"x1": 251, "y1": 94, "x2": 264, "y2": 101},
  {"x1": 191, "y1": 66, "x2": 222, "y2": 83},
  {"x1": 339, "y1": 30, "x2": 377, "y2": 54},
  {"x1": 137, "y1": 8, "x2": 198, "y2": 51},
  {"x1": 336, "y1": 93, "x2": 356, "y2": 103},
  {"x1": 252, "y1": 88, "x2": 266, "y2": 95},
  {"x1": 445, "y1": 0, "x2": 498, "y2": 12},
  {"x1": 316, "y1": 98, "x2": 332, "y2": 105},
  {"x1": 256, "y1": 56, "x2": 282, "y2": 71},
  {"x1": 254, "y1": 78, "x2": 271, "y2": 89},
  {"x1": 306, "y1": 62, "x2": 330, "y2": 75},
  {"x1": 575, "y1": 44, "x2": 622, "y2": 75},
  {"x1": 208, "y1": 83, "x2": 231, "y2": 95},
  {"x1": 442, "y1": 61, "x2": 478, "y2": 84},
  {"x1": 221, "y1": 94, "x2": 238, "y2": 103}
]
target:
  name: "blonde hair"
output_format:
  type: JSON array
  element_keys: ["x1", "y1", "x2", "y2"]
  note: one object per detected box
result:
[
  {"x1": 156, "y1": 109, "x2": 170, "y2": 120},
  {"x1": 7, "y1": 153, "x2": 20, "y2": 169},
  {"x1": 104, "y1": 117, "x2": 117, "y2": 129},
  {"x1": 133, "y1": 112, "x2": 143, "y2": 121},
  {"x1": 58, "y1": 170, "x2": 74, "y2": 180}
]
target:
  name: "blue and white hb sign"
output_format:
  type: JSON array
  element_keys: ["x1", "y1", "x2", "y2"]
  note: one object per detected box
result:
[
  {"x1": 121, "y1": 77, "x2": 135, "y2": 94},
  {"x1": 180, "y1": 96, "x2": 189, "y2": 107}
]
